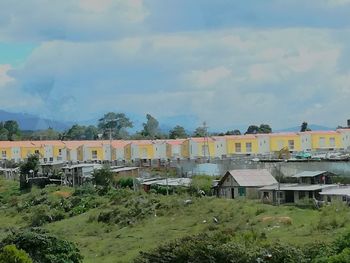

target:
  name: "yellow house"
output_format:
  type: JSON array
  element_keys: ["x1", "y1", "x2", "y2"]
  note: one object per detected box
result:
[
  {"x1": 79, "y1": 141, "x2": 104, "y2": 161},
  {"x1": 0, "y1": 141, "x2": 14, "y2": 160},
  {"x1": 226, "y1": 135, "x2": 258, "y2": 155},
  {"x1": 307, "y1": 131, "x2": 342, "y2": 150},
  {"x1": 64, "y1": 141, "x2": 84, "y2": 162},
  {"x1": 19, "y1": 141, "x2": 45, "y2": 160},
  {"x1": 166, "y1": 139, "x2": 185, "y2": 159},
  {"x1": 269, "y1": 132, "x2": 301, "y2": 152},
  {"x1": 39, "y1": 141, "x2": 66, "y2": 162},
  {"x1": 182, "y1": 138, "x2": 216, "y2": 159}
]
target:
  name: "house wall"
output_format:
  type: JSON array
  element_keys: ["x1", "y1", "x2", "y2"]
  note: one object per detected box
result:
[
  {"x1": 20, "y1": 147, "x2": 44, "y2": 159},
  {"x1": 0, "y1": 147, "x2": 12, "y2": 160},
  {"x1": 310, "y1": 133, "x2": 342, "y2": 150},
  {"x1": 11, "y1": 147, "x2": 21, "y2": 161},
  {"x1": 300, "y1": 133, "x2": 312, "y2": 151},
  {"x1": 338, "y1": 130, "x2": 350, "y2": 150},
  {"x1": 226, "y1": 137, "x2": 258, "y2": 155},
  {"x1": 191, "y1": 140, "x2": 215, "y2": 158},
  {"x1": 181, "y1": 140, "x2": 190, "y2": 158},
  {"x1": 153, "y1": 142, "x2": 166, "y2": 159},
  {"x1": 214, "y1": 139, "x2": 227, "y2": 158},
  {"x1": 270, "y1": 135, "x2": 301, "y2": 152},
  {"x1": 257, "y1": 136, "x2": 270, "y2": 154}
]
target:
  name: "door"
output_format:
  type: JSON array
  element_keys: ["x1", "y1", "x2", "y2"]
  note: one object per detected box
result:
[
  {"x1": 231, "y1": 188, "x2": 235, "y2": 199},
  {"x1": 285, "y1": 191, "x2": 294, "y2": 203}
]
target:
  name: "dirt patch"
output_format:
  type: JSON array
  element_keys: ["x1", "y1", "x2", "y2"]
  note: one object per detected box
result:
[{"x1": 53, "y1": 191, "x2": 72, "y2": 198}]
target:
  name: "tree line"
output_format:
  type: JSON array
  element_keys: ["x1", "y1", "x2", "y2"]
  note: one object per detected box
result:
[{"x1": 0, "y1": 113, "x2": 314, "y2": 141}]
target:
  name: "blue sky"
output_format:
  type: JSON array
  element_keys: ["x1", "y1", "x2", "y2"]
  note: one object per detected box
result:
[{"x1": 1, "y1": 0, "x2": 350, "y2": 130}]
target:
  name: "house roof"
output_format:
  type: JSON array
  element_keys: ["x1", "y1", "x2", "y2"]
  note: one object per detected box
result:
[
  {"x1": 220, "y1": 169, "x2": 277, "y2": 187},
  {"x1": 166, "y1": 139, "x2": 186, "y2": 145},
  {"x1": 111, "y1": 140, "x2": 129, "y2": 148},
  {"x1": 189, "y1": 137, "x2": 214, "y2": 143},
  {"x1": 63, "y1": 141, "x2": 85, "y2": 149},
  {"x1": 320, "y1": 186, "x2": 350, "y2": 196},
  {"x1": 141, "y1": 178, "x2": 192, "y2": 187},
  {"x1": 225, "y1": 135, "x2": 256, "y2": 140},
  {"x1": 268, "y1": 132, "x2": 298, "y2": 137},
  {"x1": 260, "y1": 183, "x2": 337, "y2": 191},
  {"x1": 292, "y1": 171, "x2": 329, "y2": 178},
  {"x1": 111, "y1": 167, "x2": 139, "y2": 173}
]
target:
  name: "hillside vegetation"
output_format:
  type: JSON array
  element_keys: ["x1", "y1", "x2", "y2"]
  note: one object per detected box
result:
[{"x1": 1, "y1": 178, "x2": 350, "y2": 262}]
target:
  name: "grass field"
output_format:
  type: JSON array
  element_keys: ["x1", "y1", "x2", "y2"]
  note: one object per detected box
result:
[{"x1": 1, "y1": 178, "x2": 350, "y2": 262}]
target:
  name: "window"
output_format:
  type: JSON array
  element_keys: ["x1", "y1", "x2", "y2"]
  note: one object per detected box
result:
[
  {"x1": 34, "y1": 150, "x2": 40, "y2": 155},
  {"x1": 246, "y1": 142, "x2": 252, "y2": 152},
  {"x1": 235, "y1": 143, "x2": 241, "y2": 153},
  {"x1": 238, "y1": 187, "x2": 246, "y2": 196},
  {"x1": 58, "y1": 149, "x2": 62, "y2": 156},
  {"x1": 1, "y1": 151, "x2": 6, "y2": 159},
  {"x1": 288, "y1": 140, "x2": 295, "y2": 150},
  {"x1": 299, "y1": 191, "x2": 306, "y2": 200},
  {"x1": 49, "y1": 157, "x2": 53, "y2": 162},
  {"x1": 92, "y1": 150, "x2": 98, "y2": 159},
  {"x1": 329, "y1": 137, "x2": 335, "y2": 148},
  {"x1": 319, "y1": 137, "x2": 326, "y2": 147}
]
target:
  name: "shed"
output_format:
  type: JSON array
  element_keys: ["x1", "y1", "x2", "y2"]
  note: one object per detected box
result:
[
  {"x1": 216, "y1": 169, "x2": 277, "y2": 199},
  {"x1": 320, "y1": 186, "x2": 350, "y2": 203},
  {"x1": 292, "y1": 171, "x2": 335, "y2": 184}
]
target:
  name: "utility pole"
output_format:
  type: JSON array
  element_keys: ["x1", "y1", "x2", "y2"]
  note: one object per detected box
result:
[{"x1": 203, "y1": 121, "x2": 210, "y2": 162}]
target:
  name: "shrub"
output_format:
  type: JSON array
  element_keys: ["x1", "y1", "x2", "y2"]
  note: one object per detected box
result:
[
  {"x1": 188, "y1": 175, "x2": 213, "y2": 196},
  {"x1": 0, "y1": 228, "x2": 83, "y2": 263},
  {"x1": 0, "y1": 245, "x2": 32, "y2": 263}
]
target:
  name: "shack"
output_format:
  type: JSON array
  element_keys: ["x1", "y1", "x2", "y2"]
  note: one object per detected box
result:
[
  {"x1": 320, "y1": 186, "x2": 350, "y2": 203},
  {"x1": 111, "y1": 167, "x2": 139, "y2": 179},
  {"x1": 216, "y1": 169, "x2": 277, "y2": 199}
]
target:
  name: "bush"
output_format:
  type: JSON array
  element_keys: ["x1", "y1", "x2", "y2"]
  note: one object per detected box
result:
[
  {"x1": 0, "y1": 228, "x2": 83, "y2": 263},
  {"x1": 117, "y1": 177, "x2": 134, "y2": 188},
  {"x1": 0, "y1": 245, "x2": 32, "y2": 263},
  {"x1": 189, "y1": 175, "x2": 213, "y2": 196}
]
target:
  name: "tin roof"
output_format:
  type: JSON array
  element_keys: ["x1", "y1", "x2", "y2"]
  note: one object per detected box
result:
[
  {"x1": 221, "y1": 169, "x2": 277, "y2": 187},
  {"x1": 260, "y1": 184, "x2": 337, "y2": 191},
  {"x1": 320, "y1": 186, "x2": 350, "y2": 196},
  {"x1": 292, "y1": 171, "x2": 329, "y2": 178}
]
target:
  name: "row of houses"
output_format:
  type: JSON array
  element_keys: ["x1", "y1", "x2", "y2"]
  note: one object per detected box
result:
[{"x1": 1, "y1": 129, "x2": 350, "y2": 163}]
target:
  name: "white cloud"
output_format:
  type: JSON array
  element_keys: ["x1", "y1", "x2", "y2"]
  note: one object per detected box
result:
[
  {"x1": 3, "y1": 27, "x2": 350, "y2": 128},
  {"x1": 0, "y1": 64, "x2": 14, "y2": 87},
  {"x1": 186, "y1": 66, "x2": 232, "y2": 87}
]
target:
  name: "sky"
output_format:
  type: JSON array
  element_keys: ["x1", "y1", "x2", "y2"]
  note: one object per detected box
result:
[{"x1": 1, "y1": 0, "x2": 350, "y2": 130}]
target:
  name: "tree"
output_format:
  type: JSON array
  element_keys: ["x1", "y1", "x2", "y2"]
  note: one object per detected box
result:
[
  {"x1": 142, "y1": 114, "x2": 159, "y2": 139},
  {"x1": 0, "y1": 245, "x2": 32, "y2": 263},
  {"x1": 4, "y1": 120, "x2": 20, "y2": 141},
  {"x1": 20, "y1": 154, "x2": 40, "y2": 176},
  {"x1": 65, "y1": 125, "x2": 86, "y2": 140},
  {"x1": 193, "y1": 127, "x2": 207, "y2": 137},
  {"x1": 31, "y1": 128, "x2": 60, "y2": 140},
  {"x1": 84, "y1": 125, "x2": 98, "y2": 140},
  {"x1": 1, "y1": 229, "x2": 83, "y2": 263},
  {"x1": 225, "y1": 130, "x2": 241, "y2": 135},
  {"x1": 98, "y1": 112, "x2": 133, "y2": 139},
  {"x1": 245, "y1": 125, "x2": 259, "y2": 134},
  {"x1": 258, "y1": 124, "x2": 272, "y2": 134},
  {"x1": 169, "y1": 125, "x2": 187, "y2": 139},
  {"x1": 300, "y1": 122, "x2": 311, "y2": 132},
  {"x1": 0, "y1": 127, "x2": 9, "y2": 141}
]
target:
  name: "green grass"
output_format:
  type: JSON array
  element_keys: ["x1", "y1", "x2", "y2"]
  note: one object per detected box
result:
[{"x1": 1, "y1": 178, "x2": 350, "y2": 262}]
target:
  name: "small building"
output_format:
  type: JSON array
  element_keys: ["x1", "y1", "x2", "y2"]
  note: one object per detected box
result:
[
  {"x1": 62, "y1": 163, "x2": 102, "y2": 186},
  {"x1": 292, "y1": 171, "x2": 335, "y2": 184},
  {"x1": 320, "y1": 186, "x2": 350, "y2": 203},
  {"x1": 259, "y1": 183, "x2": 337, "y2": 204},
  {"x1": 111, "y1": 166, "x2": 139, "y2": 179},
  {"x1": 216, "y1": 169, "x2": 277, "y2": 199},
  {"x1": 140, "y1": 177, "x2": 192, "y2": 192}
]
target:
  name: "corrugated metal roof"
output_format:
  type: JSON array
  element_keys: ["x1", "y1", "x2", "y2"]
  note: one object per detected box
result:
[
  {"x1": 111, "y1": 167, "x2": 139, "y2": 173},
  {"x1": 320, "y1": 186, "x2": 350, "y2": 196},
  {"x1": 260, "y1": 184, "x2": 337, "y2": 191},
  {"x1": 292, "y1": 171, "x2": 328, "y2": 178},
  {"x1": 142, "y1": 178, "x2": 191, "y2": 187},
  {"x1": 225, "y1": 169, "x2": 277, "y2": 187}
]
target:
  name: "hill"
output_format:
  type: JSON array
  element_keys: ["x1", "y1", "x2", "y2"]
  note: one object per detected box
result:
[
  {"x1": 0, "y1": 109, "x2": 71, "y2": 131},
  {"x1": 1, "y1": 178, "x2": 350, "y2": 262}
]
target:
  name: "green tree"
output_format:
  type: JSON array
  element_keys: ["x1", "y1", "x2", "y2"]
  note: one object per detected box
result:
[
  {"x1": 169, "y1": 125, "x2": 187, "y2": 139},
  {"x1": 300, "y1": 122, "x2": 311, "y2": 132},
  {"x1": 225, "y1": 130, "x2": 241, "y2": 135},
  {"x1": 193, "y1": 127, "x2": 207, "y2": 137},
  {"x1": 245, "y1": 125, "x2": 259, "y2": 134},
  {"x1": 258, "y1": 124, "x2": 272, "y2": 134},
  {"x1": 20, "y1": 154, "x2": 40, "y2": 176},
  {"x1": 1, "y1": 229, "x2": 83, "y2": 263},
  {"x1": 0, "y1": 127, "x2": 9, "y2": 141},
  {"x1": 92, "y1": 166, "x2": 114, "y2": 194},
  {"x1": 84, "y1": 125, "x2": 98, "y2": 140},
  {"x1": 31, "y1": 128, "x2": 60, "y2": 140},
  {"x1": 98, "y1": 112, "x2": 133, "y2": 139},
  {"x1": 4, "y1": 120, "x2": 20, "y2": 141},
  {"x1": 142, "y1": 114, "x2": 159, "y2": 139},
  {"x1": 0, "y1": 245, "x2": 32, "y2": 263},
  {"x1": 65, "y1": 125, "x2": 86, "y2": 140}
]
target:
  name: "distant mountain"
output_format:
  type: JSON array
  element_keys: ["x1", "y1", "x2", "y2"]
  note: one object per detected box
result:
[
  {"x1": 276, "y1": 124, "x2": 334, "y2": 132},
  {"x1": 0, "y1": 110, "x2": 71, "y2": 131}
]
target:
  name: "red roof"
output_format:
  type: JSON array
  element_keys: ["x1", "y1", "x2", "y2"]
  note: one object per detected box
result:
[{"x1": 166, "y1": 139, "x2": 186, "y2": 145}]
